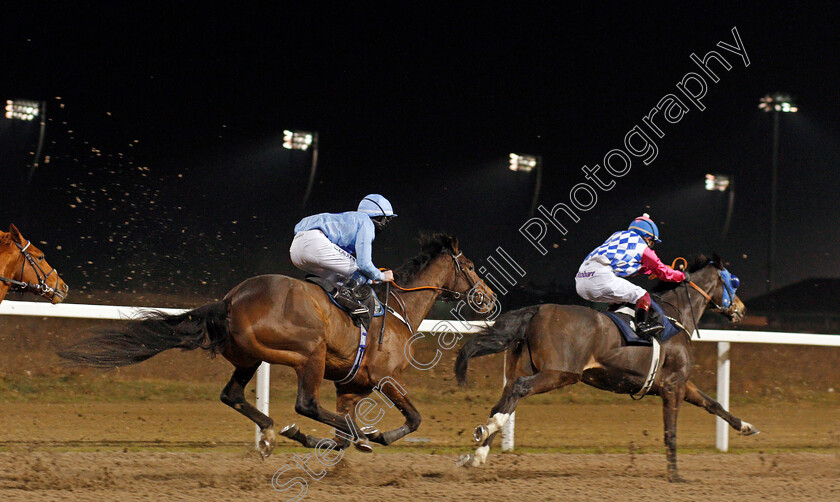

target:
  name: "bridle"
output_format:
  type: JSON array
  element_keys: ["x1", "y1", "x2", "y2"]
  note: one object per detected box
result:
[
  {"x1": 685, "y1": 279, "x2": 739, "y2": 317},
  {"x1": 389, "y1": 252, "x2": 476, "y2": 299},
  {"x1": 385, "y1": 252, "x2": 486, "y2": 333},
  {"x1": 0, "y1": 240, "x2": 63, "y2": 300},
  {"x1": 660, "y1": 260, "x2": 740, "y2": 341}
]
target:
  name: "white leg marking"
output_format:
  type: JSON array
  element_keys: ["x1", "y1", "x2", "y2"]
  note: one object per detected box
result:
[
  {"x1": 472, "y1": 445, "x2": 490, "y2": 466},
  {"x1": 486, "y1": 413, "x2": 510, "y2": 436}
]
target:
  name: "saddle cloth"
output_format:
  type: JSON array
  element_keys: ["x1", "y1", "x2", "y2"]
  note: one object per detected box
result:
[{"x1": 603, "y1": 301, "x2": 681, "y2": 345}]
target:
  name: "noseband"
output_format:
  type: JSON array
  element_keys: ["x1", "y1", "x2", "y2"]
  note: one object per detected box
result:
[{"x1": 0, "y1": 241, "x2": 62, "y2": 300}]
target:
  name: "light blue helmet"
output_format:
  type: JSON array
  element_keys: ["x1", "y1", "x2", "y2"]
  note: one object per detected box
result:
[
  {"x1": 628, "y1": 213, "x2": 661, "y2": 242},
  {"x1": 358, "y1": 194, "x2": 397, "y2": 218}
]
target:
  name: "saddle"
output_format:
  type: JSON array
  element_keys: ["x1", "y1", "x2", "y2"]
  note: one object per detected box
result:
[
  {"x1": 603, "y1": 301, "x2": 681, "y2": 345},
  {"x1": 305, "y1": 276, "x2": 384, "y2": 329}
]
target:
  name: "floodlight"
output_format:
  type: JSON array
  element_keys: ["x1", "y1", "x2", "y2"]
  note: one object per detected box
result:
[
  {"x1": 283, "y1": 130, "x2": 314, "y2": 151},
  {"x1": 758, "y1": 93, "x2": 798, "y2": 113},
  {"x1": 509, "y1": 153, "x2": 538, "y2": 172},
  {"x1": 5, "y1": 99, "x2": 41, "y2": 121},
  {"x1": 704, "y1": 174, "x2": 730, "y2": 192},
  {"x1": 759, "y1": 92, "x2": 799, "y2": 292}
]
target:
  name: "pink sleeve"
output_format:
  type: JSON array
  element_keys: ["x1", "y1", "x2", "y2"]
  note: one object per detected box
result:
[{"x1": 641, "y1": 247, "x2": 686, "y2": 282}]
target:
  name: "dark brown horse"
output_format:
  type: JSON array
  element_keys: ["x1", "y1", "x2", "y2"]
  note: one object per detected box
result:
[
  {"x1": 455, "y1": 255, "x2": 756, "y2": 482},
  {"x1": 0, "y1": 224, "x2": 69, "y2": 304},
  {"x1": 60, "y1": 234, "x2": 495, "y2": 456}
]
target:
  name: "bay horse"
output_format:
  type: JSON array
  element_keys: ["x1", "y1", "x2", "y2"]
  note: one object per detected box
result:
[
  {"x1": 59, "y1": 234, "x2": 495, "y2": 456},
  {"x1": 0, "y1": 224, "x2": 69, "y2": 304},
  {"x1": 455, "y1": 254, "x2": 756, "y2": 482}
]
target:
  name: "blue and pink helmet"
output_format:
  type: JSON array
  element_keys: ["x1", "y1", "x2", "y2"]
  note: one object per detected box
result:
[{"x1": 628, "y1": 213, "x2": 661, "y2": 242}]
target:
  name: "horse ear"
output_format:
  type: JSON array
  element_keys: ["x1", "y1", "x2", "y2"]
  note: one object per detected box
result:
[
  {"x1": 712, "y1": 252, "x2": 724, "y2": 269},
  {"x1": 9, "y1": 224, "x2": 23, "y2": 243}
]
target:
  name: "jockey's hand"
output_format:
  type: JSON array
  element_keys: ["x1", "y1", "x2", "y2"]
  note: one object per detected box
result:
[
  {"x1": 381, "y1": 270, "x2": 394, "y2": 282},
  {"x1": 682, "y1": 271, "x2": 691, "y2": 283}
]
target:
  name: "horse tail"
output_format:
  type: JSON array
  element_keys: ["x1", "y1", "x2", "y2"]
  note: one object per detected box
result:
[
  {"x1": 58, "y1": 301, "x2": 231, "y2": 369},
  {"x1": 455, "y1": 305, "x2": 540, "y2": 386}
]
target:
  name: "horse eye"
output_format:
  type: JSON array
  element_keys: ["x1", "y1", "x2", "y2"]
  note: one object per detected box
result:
[{"x1": 468, "y1": 264, "x2": 474, "y2": 271}]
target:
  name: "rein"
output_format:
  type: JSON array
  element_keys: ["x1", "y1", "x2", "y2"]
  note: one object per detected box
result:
[
  {"x1": 382, "y1": 251, "x2": 481, "y2": 333},
  {"x1": 389, "y1": 252, "x2": 475, "y2": 301},
  {"x1": 671, "y1": 257, "x2": 734, "y2": 314},
  {"x1": 379, "y1": 282, "x2": 389, "y2": 344},
  {"x1": 671, "y1": 257, "x2": 705, "y2": 339},
  {"x1": 670, "y1": 257, "x2": 740, "y2": 339}
]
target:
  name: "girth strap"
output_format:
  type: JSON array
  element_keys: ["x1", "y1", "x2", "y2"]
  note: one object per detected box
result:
[
  {"x1": 631, "y1": 338, "x2": 661, "y2": 400},
  {"x1": 336, "y1": 325, "x2": 368, "y2": 385}
]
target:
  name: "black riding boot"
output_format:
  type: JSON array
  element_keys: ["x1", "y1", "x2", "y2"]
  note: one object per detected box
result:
[
  {"x1": 332, "y1": 279, "x2": 377, "y2": 330},
  {"x1": 332, "y1": 279, "x2": 370, "y2": 316},
  {"x1": 635, "y1": 307, "x2": 664, "y2": 340}
]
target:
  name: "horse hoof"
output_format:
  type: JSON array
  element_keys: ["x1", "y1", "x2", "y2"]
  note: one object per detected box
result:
[
  {"x1": 669, "y1": 475, "x2": 688, "y2": 483},
  {"x1": 258, "y1": 428, "x2": 277, "y2": 458},
  {"x1": 354, "y1": 440, "x2": 374, "y2": 453},
  {"x1": 279, "y1": 423, "x2": 299, "y2": 439},
  {"x1": 474, "y1": 424, "x2": 489, "y2": 443},
  {"x1": 360, "y1": 426, "x2": 379, "y2": 436},
  {"x1": 455, "y1": 454, "x2": 473, "y2": 468},
  {"x1": 740, "y1": 422, "x2": 760, "y2": 436}
]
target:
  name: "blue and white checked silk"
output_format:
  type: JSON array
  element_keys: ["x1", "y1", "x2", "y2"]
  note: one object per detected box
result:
[{"x1": 583, "y1": 230, "x2": 649, "y2": 277}]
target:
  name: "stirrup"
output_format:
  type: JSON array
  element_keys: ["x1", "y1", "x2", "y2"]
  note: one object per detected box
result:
[{"x1": 636, "y1": 321, "x2": 664, "y2": 340}]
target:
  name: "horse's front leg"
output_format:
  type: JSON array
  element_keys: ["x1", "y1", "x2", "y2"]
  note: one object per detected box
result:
[
  {"x1": 661, "y1": 382, "x2": 687, "y2": 483},
  {"x1": 464, "y1": 370, "x2": 580, "y2": 468},
  {"x1": 290, "y1": 351, "x2": 373, "y2": 452},
  {"x1": 277, "y1": 424, "x2": 332, "y2": 449},
  {"x1": 331, "y1": 388, "x2": 373, "y2": 450},
  {"x1": 683, "y1": 381, "x2": 759, "y2": 436},
  {"x1": 361, "y1": 376, "x2": 421, "y2": 446}
]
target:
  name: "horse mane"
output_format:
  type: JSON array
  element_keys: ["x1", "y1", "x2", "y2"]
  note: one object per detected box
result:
[
  {"x1": 651, "y1": 253, "x2": 723, "y2": 293},
  {"x1": 389, "y1": 233, "x2": 459, "y2": 286}
]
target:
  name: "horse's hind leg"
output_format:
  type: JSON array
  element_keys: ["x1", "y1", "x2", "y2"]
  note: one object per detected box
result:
[
  {"x1": 220, "y1": 363, "x2": 276, "y2": 457},
  {"x1": 683, "y1": 381, "x2": 759, "y2": 436},
  {"x1": 465, "y1": 370, "x2": 580, "y2": 467}
]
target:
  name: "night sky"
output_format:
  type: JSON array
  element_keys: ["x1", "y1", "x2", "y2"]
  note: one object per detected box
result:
[{"x1": 2, "y1": 2, "x2": 839, "y2": 305}]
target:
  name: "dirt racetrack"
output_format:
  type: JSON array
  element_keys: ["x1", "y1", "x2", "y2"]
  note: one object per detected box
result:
[
  {"x1": 1, "y1": 309, "x2": 839, "y2": 500},
  {"x1": 1, "y1": 450, "x2": 839, "y2": 502},
  {"x1": 1, "y1": 393, "x2": 839, "y2": 500}
]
